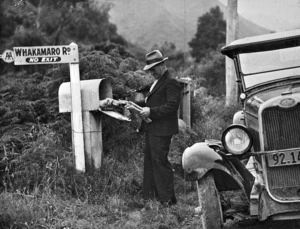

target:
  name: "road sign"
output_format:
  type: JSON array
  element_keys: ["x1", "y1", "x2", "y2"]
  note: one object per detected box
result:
[
  {"x1": 1, "y1": 43, "x2": 85, "y2": 172},
  {"x1": 1, "y1": 50, "x2": 14, "y2": 63},
  {"x1": 13, "y1": 45, "x2": 79, "y2": 65}
]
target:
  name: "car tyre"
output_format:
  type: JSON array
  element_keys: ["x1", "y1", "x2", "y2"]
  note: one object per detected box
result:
[{"x1": 196, "y1": 172, "x2": 223, "y2": 229}]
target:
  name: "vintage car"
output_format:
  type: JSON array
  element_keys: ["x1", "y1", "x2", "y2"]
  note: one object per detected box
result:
[{"x1": 182, "y1": 29, "x2": 300, "y2": 228}]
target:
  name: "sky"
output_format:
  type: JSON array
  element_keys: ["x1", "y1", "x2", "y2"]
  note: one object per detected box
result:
[{"x1": 219, "y1": 0, "x2": 300, "y2": 31}]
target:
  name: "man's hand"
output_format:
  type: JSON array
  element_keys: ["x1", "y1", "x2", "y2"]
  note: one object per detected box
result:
[
  {"x1": 124, "y1": 103, "x2": 135, "y2": 111},
  {"x1": 112, "y1": 99, "x2": 128, "y2": 106},
  {"x1": 100, "y1": 98, "x2": 128, "y2": 108},
  {"x1": 99, "y1": 98, "x2": 113, "y2": 108},
  {"x1": 124, "y1": 103, "x2": 152, "y2": 123},
  {"x1": 140, "y1": 107, "x2": 150, "y2": 120}
]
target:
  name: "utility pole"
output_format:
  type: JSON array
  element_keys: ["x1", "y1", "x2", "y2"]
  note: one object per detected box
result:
[{"x1": 225, "y1": 0, "x2": 238, "y2": 106}]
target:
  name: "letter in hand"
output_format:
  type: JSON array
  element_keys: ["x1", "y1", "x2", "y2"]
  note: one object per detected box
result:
[
  {"x1": 140, "y1": 107, "x2": 150, "y2": 120},
  {"x1": 125, "y1": 102, "x2": 152, "y2": 123},
  {"x1": 124, "y1": 102, "x2": 136, "y2": 112}
]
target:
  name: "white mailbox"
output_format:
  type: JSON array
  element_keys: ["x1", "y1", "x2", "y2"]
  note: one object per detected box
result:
[
  {"x1": 59, "y1": 79, "x2": 112, "y2": 171},
  {"x1": 59, "y1": 79, "x2": 112, "y2": 112}
]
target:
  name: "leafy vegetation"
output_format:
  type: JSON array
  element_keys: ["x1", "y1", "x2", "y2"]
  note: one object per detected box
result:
[
  {"x1": 189, "y1": 6, "x2": 226, "y2": 63},
  {"x1": 0, "y1": 1, "x2": 240, "y2": 228}
]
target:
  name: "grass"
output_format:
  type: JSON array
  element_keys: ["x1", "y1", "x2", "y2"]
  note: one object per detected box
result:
[
  {"x1": 0, "y1": 126, "x2": 204, "y2": 228},
  {"x1": 0, "y1": 173, "x2": 202, "y2": 229}
]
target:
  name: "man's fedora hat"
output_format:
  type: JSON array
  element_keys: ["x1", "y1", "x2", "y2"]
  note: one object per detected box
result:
[{"x1": 143, "y1": 50, "x2": 168, "y2": 71}]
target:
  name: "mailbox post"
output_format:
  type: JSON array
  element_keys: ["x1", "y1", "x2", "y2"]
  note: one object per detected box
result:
[
  {"x1": 59, "y1": 79, "x2": 113, "y2": 171},
  {"x1": 68, "y1": 45, "x2": 85, "y2": 172}
]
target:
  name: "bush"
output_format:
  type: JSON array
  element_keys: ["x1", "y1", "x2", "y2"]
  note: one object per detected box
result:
[{"x1": 191, "y1": 87, "x2": 241, "y2": 140}]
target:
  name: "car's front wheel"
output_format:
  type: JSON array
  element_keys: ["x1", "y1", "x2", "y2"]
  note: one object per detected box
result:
[{"x1": 196, "y1": 172, "x2": 223, "y2": 229}]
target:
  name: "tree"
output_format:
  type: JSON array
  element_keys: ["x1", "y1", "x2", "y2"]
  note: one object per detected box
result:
[
  {"x1": 189, "y1": 6, "x2": 226, "y2": 63},
  {"x1": 198, "y1": 51, "x2": 225, "y2": 96},
  {"x1": 0, "y1": 0, "x2": 126, "y2": 47},
  {"x1": 151, "y1": 41, "x2": 185, "y2": 72},
  {"x1": 181, "y1": 50, "x2": 225, "y2": 97},
  {"x1": 0, "y1": 0, "x2": 127, "y2": 74}
]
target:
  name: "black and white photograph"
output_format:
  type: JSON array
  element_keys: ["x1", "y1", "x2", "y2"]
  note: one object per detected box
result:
[{"x1": 1, "y1": 0, "x2": 300, "y2": 228}]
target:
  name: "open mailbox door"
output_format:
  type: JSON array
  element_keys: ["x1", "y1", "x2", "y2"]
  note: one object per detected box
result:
[
  {"x1": 98, "y1": 107, "x2": 131, "y2": 122},
  {"x1": 98, "y1": 98, "x2": 131, "y2": 122}
]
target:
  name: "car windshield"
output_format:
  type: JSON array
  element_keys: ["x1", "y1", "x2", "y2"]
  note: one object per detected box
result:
[{"x1": 239, "y1": 47, "x2": 300, "y2": 89}]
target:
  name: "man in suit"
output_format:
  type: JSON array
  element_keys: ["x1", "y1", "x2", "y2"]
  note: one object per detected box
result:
[{"x1": 126, "y1": 50, "x2": 181, "y2": 206}]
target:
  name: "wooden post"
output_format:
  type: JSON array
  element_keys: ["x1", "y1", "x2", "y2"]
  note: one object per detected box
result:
[
  {"x1": 178, "y1": 79, "x2": 192, "y2": 129},
  {"x1": 69, "y1": 43, "x2": 85, "y2": 172},
  {"x1": 225, "y1": 0, "x2": 238, "y2": 106},
  {"x1": 182, "y1": 82, "x2": 191, "y2": 128},
  {"x1": 82, "y1": 111, "x2": 103, "y2": 170}
]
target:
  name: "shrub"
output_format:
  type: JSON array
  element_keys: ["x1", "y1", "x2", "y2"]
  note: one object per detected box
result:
[{"x1": 191, "y1": 87, "x2": 241, "y2": 140}]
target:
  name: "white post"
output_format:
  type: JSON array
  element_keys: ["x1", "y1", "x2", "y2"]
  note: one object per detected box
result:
[
  {"x1": 69, "y1": 43, "x2": 85, "y2": 172},
  {"x1": 82, "y1": 111, "x2": 103, "y2": 170}
]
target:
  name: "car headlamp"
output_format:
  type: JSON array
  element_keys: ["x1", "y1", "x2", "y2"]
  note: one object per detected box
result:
[{"x1": 221, "y1": 125, "x2": 253, "y2": 155}]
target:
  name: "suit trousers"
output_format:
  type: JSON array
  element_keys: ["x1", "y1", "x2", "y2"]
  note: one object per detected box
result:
[{"x1": 143, "y1": 132, "x2": 175, "y2": 202}]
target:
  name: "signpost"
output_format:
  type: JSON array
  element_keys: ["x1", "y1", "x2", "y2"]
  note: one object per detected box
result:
[
  {"x1": 13, "y1": 45, "x2": 79, "y2": 65},
  {"x1": 0, "y1": 43, "x2": 86, "y2": 172}
]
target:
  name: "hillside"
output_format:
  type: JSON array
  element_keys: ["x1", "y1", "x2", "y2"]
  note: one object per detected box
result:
[{"x1": 94, "y1": 0, "x2": 270, "y2": 51}]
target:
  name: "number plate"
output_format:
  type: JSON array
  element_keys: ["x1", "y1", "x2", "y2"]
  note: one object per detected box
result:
[{"x1": 267, "y1": 149, "x2": 300, "y2": 167}]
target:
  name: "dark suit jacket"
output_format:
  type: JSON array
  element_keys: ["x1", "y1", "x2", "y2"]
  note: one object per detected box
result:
[{"x1": 139, "y1": 70, "x2": 181, "y2": 136}]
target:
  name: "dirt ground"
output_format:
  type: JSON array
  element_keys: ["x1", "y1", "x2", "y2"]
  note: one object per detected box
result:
[
  {"x1": 223, "y1": 218, "x2": 300, "y2": 229},
  {"x1": 185, "y1": 217, "x2": 300, "y2": 229},
  {"x1": 121, "y1": 204, "x2": 300, "y2": 229}
]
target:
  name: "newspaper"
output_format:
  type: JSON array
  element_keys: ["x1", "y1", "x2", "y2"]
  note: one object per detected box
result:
[
  {"x1": 127, "y1": 101, "x2": 152, "y2": 123},
  {"x1": 98, "y1": 99, "x2": 151, "y2": 123}
]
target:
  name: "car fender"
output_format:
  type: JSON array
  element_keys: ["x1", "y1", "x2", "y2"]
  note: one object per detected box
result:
[
  {"x1": 182, "y1": 142, "x2": 252, "y2": 197},
  {"x1": 182, "y1": 142, "x2": 223, "y2": 173}
]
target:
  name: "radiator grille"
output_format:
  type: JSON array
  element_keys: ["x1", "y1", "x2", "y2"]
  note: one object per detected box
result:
[
  {"x1": 263, "y1": 105, "x2": 300, "y2": 151},
  {"x1": 267, "y1": 165, "x2": 300, "y2": 188},
  {"x1": 262, "y1": 105, "x2": 300, "y2": 199}
]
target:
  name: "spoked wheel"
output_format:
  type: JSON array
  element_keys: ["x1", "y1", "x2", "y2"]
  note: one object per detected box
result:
[{"x1": 196, "y1": 172, "x2": 223, "y2": 229}]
